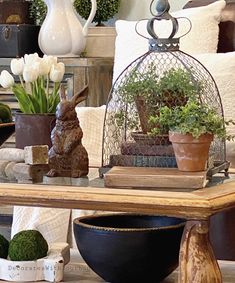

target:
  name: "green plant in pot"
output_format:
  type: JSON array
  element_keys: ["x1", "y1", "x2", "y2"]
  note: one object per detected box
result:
[
  {"x1": 74, "y1": 0, "x2": 120, "y2": 26},
  {"x1": 116, "y1": 66, "x2": 200, "y2": 144},
  {"x1": 0, "y1": 53, "x2": 65, "y2": 149},
  {"x1": 156, "y1": 68, "x2": 200, "y2": 108},
  {"x1": 149, "y1": 99, "x2": 233, "y2": 171},
  {"x1": 117, "y1": 63, "x2": 159, "y2": 135}
]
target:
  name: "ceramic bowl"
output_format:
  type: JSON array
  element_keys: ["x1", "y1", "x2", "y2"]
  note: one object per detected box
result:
[{"x1": 73, "y1": 213, "x2": 185, "y2": 283}]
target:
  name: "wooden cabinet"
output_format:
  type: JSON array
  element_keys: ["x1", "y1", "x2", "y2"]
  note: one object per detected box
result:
[{"x1": 59, "y1": 57, "x2": 113, "y2": 107}]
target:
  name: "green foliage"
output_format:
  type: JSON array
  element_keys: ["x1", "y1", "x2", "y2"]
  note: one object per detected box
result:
[
  {"x1": 116, "y1": 67, "x2": 200, "y2": 132},
  {"x1": 29, "y1": 0, "x2": 47, "y2": 25},
  {"x1": 0, "y1": 234, "x2": 9, "y2": 259},
  {"x1": 9, "y1": 230, "x2": 48, "y2": 261},
  {"x1": 29, "y1": 0, "x2": 120, "y2": 26},
  {"x1": 156, "y1": 68, "x2": 201, "y2": 103},
  {"x1": 0, "y1": 103, "x2": 13, "y2": 123},
  {"x1": 74, "y1": 0, "x2": 121, "y2": 26},
  {"x1": 119, "y1": 63, "x2": 158, "y2": 103},
  {"x1": 149, "y1": 99, "x2": 231, "y2": 139},
  {"x1": 12, "y1": 79, "x2": 60, "y2": 114}
]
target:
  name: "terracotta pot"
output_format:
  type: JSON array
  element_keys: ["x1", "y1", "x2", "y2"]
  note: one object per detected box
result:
[
  {"x1": 15, "y1": 113, "x2": 56, "y2": 149},
  {"x1": 169, "y1": 131, "x2": 213, "y2": 172},
  {"x1": 162, "y1": 91, "x2": 188, "y2": 108},
  {"x1": 134, "y1": 96, "x2": 151, "y2": 134}
]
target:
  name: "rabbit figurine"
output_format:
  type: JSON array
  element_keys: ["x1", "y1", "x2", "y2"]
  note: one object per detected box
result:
[{"x1": 47, "y1": 86, "x2": 89, "y2": 178}]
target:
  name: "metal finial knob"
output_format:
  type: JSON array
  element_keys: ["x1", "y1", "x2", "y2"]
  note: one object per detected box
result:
[
  {"x1": 155, "y1": 0, "x2": 170, "y2": 15},
  {"x1": 135, "y1": 0, "x2": 191, "y2": 52}
]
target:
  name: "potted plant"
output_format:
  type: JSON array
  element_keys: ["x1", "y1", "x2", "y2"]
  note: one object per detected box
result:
[
  {"x1": 116, "y1": 67, "x2": 200, "y2": 142},
  {"x1": 29, "y1": 0, "x2": 47, "y2": 25},
  {"x1": 0, "y1": 53, "x2": 65, "y2": 149},
  {"x1": 74, "y1": 0, "x2": 120, "y2": 27},
  {"x1": 149, "y1": 99, "x2": 232, "y2": 171}
]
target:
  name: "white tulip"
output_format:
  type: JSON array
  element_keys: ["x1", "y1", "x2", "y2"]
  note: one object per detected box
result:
[
  {"x1": 43, "y1": 55, "x2": 57, "y2": 72},
  {"x1": 24, "y1": 53, "x2": 40, "y2": 66},
  {"x1": 23, "y1": 65, "x2": 39, "y2": 83},
  {"x1": 0, "y1": 70, "x2": 14, "y2": 88},
  {"x1": 10, "y1": 58, "x2": 24, "y2": 75},
  {"x1": 39, "y1": 57, "x2": 51, "y2": 76},
  {"x1": 50, "y1": 62, "x2": 65, "y2": 82}
]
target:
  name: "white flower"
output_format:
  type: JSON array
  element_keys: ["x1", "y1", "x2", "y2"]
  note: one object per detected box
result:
[
  {"x1": 23, "y1": 65, "x2": 39, "y2": 83},
  {"x1": 10, "y1": 58, "x2": 24, "y2": 75},
  {"x1": 24, "y1": 53, "x2": 40, "y2": 66},
  {"x1": 39, "y1": 57, "x2": 51, "y2": 76},
  {"x1": 0, "y1": 70, "x2": 14, "y2": 88},
  {"x1": 43, "y1": 55, "x2": 57, "y2": 72},
  {"x1": 50, "y1": 62, "x2": 65, "y2": 82}
]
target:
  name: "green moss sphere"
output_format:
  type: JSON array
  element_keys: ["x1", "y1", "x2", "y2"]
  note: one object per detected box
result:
[
  {"x1": 9, "y1": 230, "x2": 48, "y2": 261},
  {"x1": 0, "y1": 234, "x2": 9, "y2": 259},
  {"x1": 0, "y1": 103, "x2": 12, "y2": 123},
  {"x1": 74, "y1": 0, "x2": 121, "y2": 26}
]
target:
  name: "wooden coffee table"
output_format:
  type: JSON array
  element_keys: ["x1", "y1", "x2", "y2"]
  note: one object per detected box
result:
[{"x1": 0, "y1": 177, "x2": 235, "y2": 282}]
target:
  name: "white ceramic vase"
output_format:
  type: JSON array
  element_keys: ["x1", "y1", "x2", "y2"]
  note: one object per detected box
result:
[{"x1": 38, "y1": 0, "x2": 97, "y2": 57}]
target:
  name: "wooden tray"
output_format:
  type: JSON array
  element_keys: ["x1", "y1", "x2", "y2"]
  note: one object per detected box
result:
[
  {"x1": 104, "y1": 166, "x2": 208, "y2": 191},
  {"x1": 0, "y1": 123, "x2": 15, "y2": 146}
]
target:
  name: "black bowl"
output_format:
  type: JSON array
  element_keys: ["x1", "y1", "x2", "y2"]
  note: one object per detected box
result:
[{"x1": 73, "y1": 214, "x2": 185, "y2": 283}]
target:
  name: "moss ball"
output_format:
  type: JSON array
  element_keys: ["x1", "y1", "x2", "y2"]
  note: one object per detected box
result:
[
  {"x1": 0, "y1": 234, "x2": 9, "y2": 259},
  {"x1": 0, "y1": 103, "x2": 12, "y2": 123},
  {"x1": 9, "y1": 230, "x2": 48, "y2": 261}
]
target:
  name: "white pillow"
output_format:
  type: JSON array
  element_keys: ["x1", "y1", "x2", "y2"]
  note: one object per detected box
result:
[
  {"x1": 195, "y1": 52, "x2": 235, "y2": 158},
  {"x1": 76, "y1": 105, "x2": 106, "y2": 167},
  {"x1": 194, "y1": 52, "x2": 235, "y2": 137},
  {"x1": 113, "y1": 0, "x2": 226, "y2": 82}
]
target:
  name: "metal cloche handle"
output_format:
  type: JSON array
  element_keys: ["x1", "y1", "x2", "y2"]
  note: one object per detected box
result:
[{"x1": 135, "y1": 0, "x2": 191, "y2": 41}]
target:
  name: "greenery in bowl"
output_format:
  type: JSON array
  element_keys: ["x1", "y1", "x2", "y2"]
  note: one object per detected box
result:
[
  {"x1": 29, "y1": 0, "x2": 120, "y2": 26},
  {"x1": 149, "y1": 99, "x2": 232, "y2": 139}
]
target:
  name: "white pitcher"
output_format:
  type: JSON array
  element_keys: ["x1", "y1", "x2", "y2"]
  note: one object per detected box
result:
[{"x1": 38, "y1": 0, "x2": 97, "y2": 57}]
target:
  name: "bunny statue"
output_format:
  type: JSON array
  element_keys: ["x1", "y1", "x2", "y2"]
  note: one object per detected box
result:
[{"x1": 47, "y1": 86, "x2": 89, "y2": 178}]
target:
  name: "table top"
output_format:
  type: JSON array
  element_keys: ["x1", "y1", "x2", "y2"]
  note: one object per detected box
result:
[{"x1": 0, "y1": 169, "x2": 235, "y2": 220}]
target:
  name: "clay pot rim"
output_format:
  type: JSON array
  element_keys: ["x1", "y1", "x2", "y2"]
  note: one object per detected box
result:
[
  {"x1": 74, "y1": 213, "x2": 185, "y2": 233},
  {"x1": 169, "y1": 131, "x2": 213, "y2": 143}
]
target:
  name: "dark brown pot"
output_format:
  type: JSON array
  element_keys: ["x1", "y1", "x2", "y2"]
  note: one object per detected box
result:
[
  {"x1": 15, "y1": 113, "x2": 56, "y2": 149},
  {"x1": 169, "y1": 131, "x2": 213, "y2": 172}
]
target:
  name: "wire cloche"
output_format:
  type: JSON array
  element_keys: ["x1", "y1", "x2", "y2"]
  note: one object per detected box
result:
[{"x1": 101, "y1": 0, "x2": 229, "y2": 177}]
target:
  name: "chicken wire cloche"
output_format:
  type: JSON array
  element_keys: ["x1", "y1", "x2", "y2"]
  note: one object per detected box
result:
[{"x1": 101, "y1": 0, "x2": 229, "y2": 177}]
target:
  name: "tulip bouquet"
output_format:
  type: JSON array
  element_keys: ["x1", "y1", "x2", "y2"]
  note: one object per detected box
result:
[{"x1": 0, "y1": 53, "x2": 65, "y2": 114}]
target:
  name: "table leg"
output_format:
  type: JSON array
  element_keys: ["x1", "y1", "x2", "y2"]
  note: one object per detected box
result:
[{"x1": 178, "y1": 220, "x2": 222, "y2": 283}]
